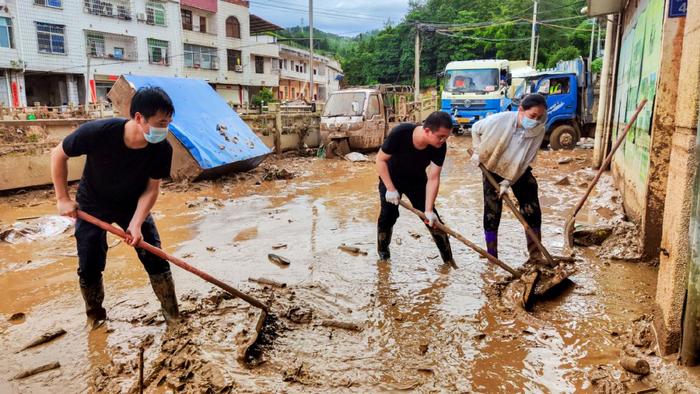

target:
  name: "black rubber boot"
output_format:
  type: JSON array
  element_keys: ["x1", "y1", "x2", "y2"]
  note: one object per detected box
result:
[
  {"x1": 149, "y1": 271, "x2": 180, "y2": 325},
  {"x1": 429, "y1": 227, "x2": 456, "y2": 266},
  {"x1": 80, "y1": 279, "x2": 107, "y2": 328},
  {"x1": 526, "y1": 228, "x2": 547, "y2": 265},
  {"x1": 377, "y1": 227, "x2": 393, "y2": 261}
]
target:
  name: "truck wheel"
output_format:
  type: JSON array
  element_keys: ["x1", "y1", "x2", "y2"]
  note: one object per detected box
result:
[
  {"x1": 327, "y1": 139, "x2": 350, "y2": 158},
  {"x1": 453, "y1": 127, "x2": 464, "y2": 136},
  {"x1": 549, "y1": 125, "x2": 578, "y2": 150}
]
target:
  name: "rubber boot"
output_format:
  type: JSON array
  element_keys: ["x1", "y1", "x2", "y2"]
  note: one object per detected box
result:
[
  {"x1": 526, "y1": 228, "x2": 546, "y2": 265},
  {"x1": 80, "y1": 278, "x2": 107, "y2": 328},
  {"x1": 429, "y1": 227, "x2": 456, "y2": 267},
  {"x1": 485, "y1": 230, "x2": 498, "y2": 259},
  {"x1": 149, "y1": 271, "x2": 180, "y2": 325},
  {"x1": 377, "y1": 227, "x2": 393, "y2": 261}
]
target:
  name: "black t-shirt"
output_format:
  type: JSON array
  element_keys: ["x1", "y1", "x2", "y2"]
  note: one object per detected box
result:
[
  {"x1": 63, "y1": 118, "x2": 172, "y2": 213},
  {"x1": 381, "y1": 123, "x2": 447, "y2": 189}
]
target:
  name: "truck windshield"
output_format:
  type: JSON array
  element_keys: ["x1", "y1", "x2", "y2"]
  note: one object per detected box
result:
[
  {"x1": 323, "y1": 92, "x2": 366, "y2": 117},
  {"x1": 443, "y1": 69, "x2": 500, "y2": 94}
]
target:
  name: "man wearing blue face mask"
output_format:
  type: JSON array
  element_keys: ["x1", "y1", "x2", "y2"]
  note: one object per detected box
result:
[
  {"x1": 470, "y1": 94, "x2": 548, "y2": 263},
  {"x1": 50, "y1": 86, "x2": 177, "y2": 327}
]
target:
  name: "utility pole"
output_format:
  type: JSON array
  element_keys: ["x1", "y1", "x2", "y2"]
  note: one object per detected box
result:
[
  {"x1": 529, "y1": 0, "x2": 538, "y2": 67},
  {"x1": 588, "y1": 18, "x2": 596, "y2": 71},
  {"x1": 85, "y1": 55, "x2": 91, "y2": 105},
  {"x1": 309, "y1": 0, "x2": 314, "y2": 101},
  {"x1": 414, "y1": 26, "x2": 420, "y2": 107}
]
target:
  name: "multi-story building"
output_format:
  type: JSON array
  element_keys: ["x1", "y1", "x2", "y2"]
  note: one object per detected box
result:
[
  {"x1": 179, "y1": 0, "x2": 280, "y2": 106},
  {"x1": 0, "y1": 0, "x2": 22, "y2": 107},
  {"x1": 276, "y1": 43, "x2": 343, "y2": 102}
]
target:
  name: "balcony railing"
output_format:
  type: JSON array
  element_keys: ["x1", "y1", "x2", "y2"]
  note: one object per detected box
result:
[{"x1": 83, "y1": 0, "x2": 132, "y2": 20}]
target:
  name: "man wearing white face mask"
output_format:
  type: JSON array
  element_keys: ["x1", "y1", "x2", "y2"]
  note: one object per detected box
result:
[
  {"x1": 51, "y1": 87, "x2": 178, "y2": 327},
  {"x1": 470, "y1": 94, "x2": 548, "y2": 263}
]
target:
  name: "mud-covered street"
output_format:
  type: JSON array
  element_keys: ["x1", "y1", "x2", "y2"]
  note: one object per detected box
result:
[{"x1": 1, "y1": 137, "x2": 699, "y2": 393}]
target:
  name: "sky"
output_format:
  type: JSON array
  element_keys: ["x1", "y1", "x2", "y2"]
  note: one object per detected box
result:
[{"x1": 249, "y1": 0, "x2": 410, "y2": 37}]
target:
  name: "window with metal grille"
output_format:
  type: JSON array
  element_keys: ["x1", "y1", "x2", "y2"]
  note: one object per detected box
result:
[
  {"x1": 0, "y1": 17, "x2": 13, "y2": 49},
  {"x1": 226, "y1": 16, "x2": 240, "y2": 38},
  {"x1": 227, "y1": 49, "x2": 241, "y2": 71},
  {"x1": 146, "y1": 2, "x2": 166, "y2": 26},
  {"x1": 199, "y1": 16, "x2": 206, "y2": 33},
  {"x1": 181, "y1": 9, "x2": 192, "y2": 30},
  {"x1": 36, "y1": 22, "x2": 65, "y2": 54},
  {"x1": 148, "y1": 38, "x2": 169, "y2": 65},
  {"x1": 83, "y1": 0, "x2": 131, "y2": 18},
  {"x1": 86, "y1": 33, "x2": 105, "y2": 57},
  {"x1": 184, "y1": 44, "x2": 218, "y2": 70},
  {"x1": 34, "y1": 0, "x2": 62, "y2": 8},
  {"x1": 255, "y1": 56, "x2": 264, "y2": 74}
]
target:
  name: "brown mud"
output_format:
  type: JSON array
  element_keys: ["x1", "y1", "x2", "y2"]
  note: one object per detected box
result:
[{"x1": 1, "y1": 137, "x2": 699, "y2": 392}]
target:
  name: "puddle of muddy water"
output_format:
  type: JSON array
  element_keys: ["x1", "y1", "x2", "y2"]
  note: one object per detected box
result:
[{"x1": 0, "y1": 138, "x2": 678, "y2": 393}]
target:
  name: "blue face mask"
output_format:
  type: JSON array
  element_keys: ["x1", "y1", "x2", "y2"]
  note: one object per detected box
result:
[
  {"x1": 520, "y1": 115, "x2": 540, "y2": 130},
  {"x1": 144, "y1": 126, "x2": 169, "y2": 144}
]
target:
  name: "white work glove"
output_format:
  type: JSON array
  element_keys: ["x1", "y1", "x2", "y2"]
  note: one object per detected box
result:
[
  {"x1": 424, "y1": 211, "x2": 438, "y2": 227},
  {"x1": 385, "y1": 190, "x2": 400, "y2": 205},
  {"x1": 470, "y1": 152, "x2": 480, "y2": 167},
  {"x1": 498, "y1": 180, "x2": 511, "y2": 198}
]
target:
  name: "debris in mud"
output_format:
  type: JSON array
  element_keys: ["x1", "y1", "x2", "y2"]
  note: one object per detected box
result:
[
  {"x1": 285, "y1": 305, "x2": 313, "y2": 324},
  {"x1": 283, "y1": 360, "x2": 316, "y2": 385},
  {"x1": 573, "y1": 225, "x2": 614, "y2": 246},
  {"x1": 260, "y1": 165, "x2": 295, "y2": 181},
  {"x1": 249, "y1": 277, "x2": 287, "y2": 288},
  {"x1": 344, "y1": 152, "x2": 370, "y2": 162},
  {"x1": 268, "y1": 253, "x2": 291, "y2": 266},
  {"x1": 631, "y1": 316, "x2": 654, "y2": 349},
  {"x1": 620, "y1": 356, "x2": 650, "y2": 376},
  {"x1": 206, "y1": 246, "x2": 216, "y2": 252},
  {"x1": 8, "y1": 312, "x2": 25, "y2": 323},
  {"x1": 598, "y1": 221, "x2": 643, "y2": 261},
  {"x1": 419, "y1": 342, "x2": 429, "y2": 355},
  {"x1": 19, "y1": 328, "x2": 67, "y2": 352},
  {"x1": 320, "y1": 320, "x2": 363, "y2": 332},
  {"x1": 589, "y1": 365, "x2": 626, "y2": 393},
  {"x1": 271, "y1": 243, "x2": 287, "y2": 249},
  {"x1": 409, "y1": 231, "x2": 421, "y2": 239},
  {"x1": 0, "y1": 216, "x2": 72, "y2": 244},
  {"x1": 558, "y1": 157, "x2": 573, "y2": 165},
  {"x1": 338, "y1": 244, "x2": 368, "y2": 256},
  {"x1": 12, "y1": 361, "x2": 61, "y2": 380},
  {"x1": 555, "y1": 176, "x2": 571, "y2": 186}
]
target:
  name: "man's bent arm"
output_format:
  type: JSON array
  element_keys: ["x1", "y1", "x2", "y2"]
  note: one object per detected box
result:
[
  {"x1": 425, "y1": 163, "x2": 442, "y2": 213},
  {"x1": 51, "y1": 143, "x2": 78, "y2": 217},
  {"x1": 131, "y1": 178, "x2": 161, "y2": 227},
  {"x1": 376, "y1": 149, "x2": 397, "y2": 191}
]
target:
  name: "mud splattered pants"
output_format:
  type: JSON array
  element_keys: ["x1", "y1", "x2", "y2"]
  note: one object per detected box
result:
[
  {"x1": 377, "y1": 181, "x2": 454, "y2": 263},
  {"x1": 75, "y1": 207, "x2": 171, "y2": 288},
  {"x1": 482, "y1": 167, "x2": 542, "y2": 258}
]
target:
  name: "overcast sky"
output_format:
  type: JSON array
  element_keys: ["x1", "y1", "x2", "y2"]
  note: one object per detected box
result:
[{"x1": 249, "y1": 0, "x2": 410, "y2": 37}]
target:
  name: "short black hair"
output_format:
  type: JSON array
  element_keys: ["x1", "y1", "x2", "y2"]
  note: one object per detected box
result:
[
  {"x1": 424, "y1": 111, "x2": 454, "y2": 131},
  {"x1": 520, "y1": 93, "x2": 547, "y2": 110},
  {"x1": 130, "y1": 86, "x2": 175, "y2": 119}
]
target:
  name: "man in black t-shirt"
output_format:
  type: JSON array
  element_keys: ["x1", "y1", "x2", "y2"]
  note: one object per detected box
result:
[
  {"x1": 375, "y1": 111, "x2": 455, "y2": 265},
  {"x1": 51, "y1": 87, "x2": 177, "y2": 327}
]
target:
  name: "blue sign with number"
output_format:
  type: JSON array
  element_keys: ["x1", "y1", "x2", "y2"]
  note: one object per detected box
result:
[{"x1": 669, "y1": 0, "x2": 687, "y2": 17}]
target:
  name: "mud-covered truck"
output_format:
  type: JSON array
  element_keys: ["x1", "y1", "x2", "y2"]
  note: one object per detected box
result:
[{"x1": 320, "y1": 85, "x2": 415, "y2": 157}]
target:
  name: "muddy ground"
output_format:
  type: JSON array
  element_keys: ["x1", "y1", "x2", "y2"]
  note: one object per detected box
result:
[{"x1": 1, "y1": 137, "x2": 700, "y2": 393}]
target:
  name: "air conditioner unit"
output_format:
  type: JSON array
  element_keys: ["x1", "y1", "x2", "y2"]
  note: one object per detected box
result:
[
  {"x1": 234, "y1": 65, "x2": 243, "y2": 73},
  {"x1": 136, "y1": 13, "x2": 146, "y2": 22}
]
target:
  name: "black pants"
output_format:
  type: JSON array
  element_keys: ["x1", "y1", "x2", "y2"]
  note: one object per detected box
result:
[
  {"x1": 377, "y1": 181, "x2": 453, "y2": 262},
  {"x1": 482, "y1": 167, "x2": 542, "y2": 232},
  {"x1": 75, "y1": 207, "x2": 170, "y2": 287}
]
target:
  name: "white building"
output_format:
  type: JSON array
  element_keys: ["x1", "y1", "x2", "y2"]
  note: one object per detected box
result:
[{"x1": 276, "y1": 44, "x2": 343, "y2": 102}]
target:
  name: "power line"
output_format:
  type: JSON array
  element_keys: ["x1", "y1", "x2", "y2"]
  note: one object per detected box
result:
[{"x1": 435, "y1": 30, "x2": 532, "y2": 42}]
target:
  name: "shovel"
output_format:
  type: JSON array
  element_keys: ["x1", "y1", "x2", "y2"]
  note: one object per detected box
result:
[
  {"x1": 398, "y1": 200, "x2": 540, "y2": 307},
  {"x1": 76, "y1": 210, "x2": 273, "y2": 364},
  {"x1": 563, "y1": 99, "x2": 647, "y2": 251}
]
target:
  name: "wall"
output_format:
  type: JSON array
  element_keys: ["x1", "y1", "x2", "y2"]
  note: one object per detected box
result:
[{"x1": 241, "y1": 112, "x2": 320, "y2": 152}]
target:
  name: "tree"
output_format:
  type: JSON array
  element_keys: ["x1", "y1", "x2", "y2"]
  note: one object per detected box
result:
[{"x1": 546, "y1": 46, "x2": 581, "y2": 68}]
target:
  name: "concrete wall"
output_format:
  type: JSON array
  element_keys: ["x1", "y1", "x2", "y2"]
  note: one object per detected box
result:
[
  {"x1": 655, "y1": 2, "x2": 700, "y2": 355},
  {"x1": 241, "y1": 112, "x2": 320, "y2": 152}
]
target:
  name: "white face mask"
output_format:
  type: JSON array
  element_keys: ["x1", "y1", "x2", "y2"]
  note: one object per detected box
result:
[
  {"x1": 520, "y1": 115, "x2": 540, "y2": 129},
  {"x1": 144, "y1": 126, "x2": 169, "y2": 143}
]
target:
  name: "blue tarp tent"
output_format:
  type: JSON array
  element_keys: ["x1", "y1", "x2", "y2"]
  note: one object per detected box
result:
[{"x1": 109, "y1": 75, "x2": 270, "y2": 179}]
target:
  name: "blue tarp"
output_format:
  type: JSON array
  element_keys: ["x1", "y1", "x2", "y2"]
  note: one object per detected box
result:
[{"x1": 123, "y1": 75, "x2": 270, "y2": 171}]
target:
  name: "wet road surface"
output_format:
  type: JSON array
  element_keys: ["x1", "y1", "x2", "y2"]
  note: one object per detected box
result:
[{"x1": 0, "y1": 137, "x2": 689, "y2": 393}]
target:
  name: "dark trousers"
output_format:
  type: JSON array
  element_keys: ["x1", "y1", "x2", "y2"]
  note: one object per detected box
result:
[
  {"x1": 377, "y1": 181, "x2": 453, "y2": 262},
  {"x1": 75, "y1": 207, "x2": 170, "y2": 287},
  {"x1": 482, "y1": 167, "x2": 542, "y2": 232}
]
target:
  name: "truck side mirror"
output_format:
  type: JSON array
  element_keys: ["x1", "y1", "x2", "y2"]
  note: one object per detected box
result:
[{"x1": 506, "y1": 73, "x2": 512, "y2": 85}]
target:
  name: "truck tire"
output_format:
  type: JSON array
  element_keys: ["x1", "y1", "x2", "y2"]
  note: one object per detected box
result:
[
  {"x1": 549, "y1": 124, "x2": 578, "y2": 150},
  {"x1": 453, "y1": 127, "x2": 464, "y2": 136},
  {"x1": 327, "y1": 139, "x2": 350, "y2": 158}
]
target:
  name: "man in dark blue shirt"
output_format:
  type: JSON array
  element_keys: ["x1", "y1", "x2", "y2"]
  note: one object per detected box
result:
[{"x1": 51, "y1": 87, "x2": 177, "y2": 327}]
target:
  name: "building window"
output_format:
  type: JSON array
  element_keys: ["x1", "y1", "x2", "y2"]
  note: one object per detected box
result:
[
  {"x1": 86, "y1": 33, "x2": 105, "y2": 57},
  {"x1": 34, "y1": 0, "x2": 62, "y2": 8},
  {"x1": 278, "y1": 59, "x2": 283, "y2": 69},
  {"x1": 36, "y1": 22, "x2": 65, "y2": 54},
  {"x1": 146, "y1": 1, "x2": 166, "y2": 26},
  {"x1": 184, "y1": 44, "x2": 218, "y2": 70},
  {"x1": 148, "y1": 38, "x2": 169, "y2": 65},
  {"x1": 199, "y1": 16, "x2": 206, "y2": 33},
  {"x1": 255, "y1": 56, "x2": 264, "y2": 74},
  {"x1": 367, "y1": 95, "x2": 380, "y2": 117},
  {"x1": 113, "y1": 47, "x2": 124, "y2": 59},
  {"x1": 83, "y1": 0, "x2": 131, "y2": 19},
  {"x1": 181, "y1": 9, "x2": 192, "y2": 30},
  {"x1": 0, "y1": 17, "x2": 13, "y2": 49},
  {"x1": 227, "y1": 49, "x2": 242, "y2": 71},
  {"x1": 226, "y1": 16, "x2": 240, "y2": 38}
]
